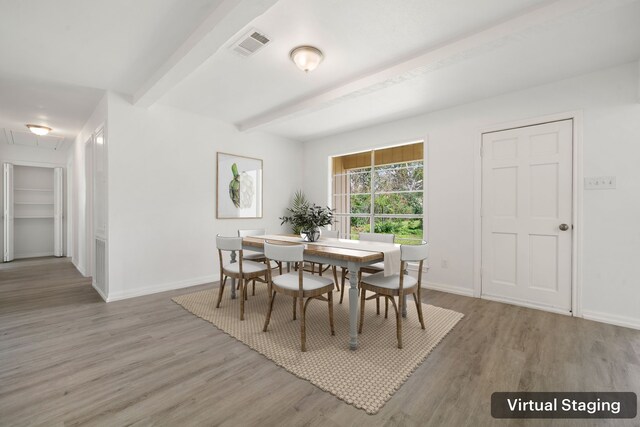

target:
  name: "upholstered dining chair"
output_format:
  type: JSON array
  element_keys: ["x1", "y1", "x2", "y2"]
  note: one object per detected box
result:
[
  {"x1": 358, "y1": 242, "x2": 428, "y2": 349},
  {"x1": 339, "y1": 232, "x2": 395, "y2": 309},
  {"x1": 238, "y1": 229, "x2": 283, "y2": 295},
  {"x1": 216, "y1": 235, "x2": 269, "y2": 321},
  {"x1": 262, "y1": 241, "x2": 335, "y2": 352},
  {"x1": 311, "y1": 229, "x2": 342, "y2": 292}
]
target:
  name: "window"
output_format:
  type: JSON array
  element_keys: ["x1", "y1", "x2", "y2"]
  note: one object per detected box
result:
[{"x1": 331, "y1": 142, "x2": 424, "y2": 244}]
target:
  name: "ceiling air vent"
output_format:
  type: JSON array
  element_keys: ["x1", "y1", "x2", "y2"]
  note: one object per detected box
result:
[{"x1": 230, "y1": 29, "x2": 270, "y2": 57}]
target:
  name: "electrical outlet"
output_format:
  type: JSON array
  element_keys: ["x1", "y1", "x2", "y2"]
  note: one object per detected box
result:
[
  {"x1": 441, "y1": 259, "x2": 448, "y2": 269},
  {"x1": 584, "y1": 176, "x2": 616, "y2": 190}
]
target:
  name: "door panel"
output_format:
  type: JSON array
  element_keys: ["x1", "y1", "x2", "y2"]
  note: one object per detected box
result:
[{"x1": 482, "y1": 120, "x2": 572, "y2": 312}]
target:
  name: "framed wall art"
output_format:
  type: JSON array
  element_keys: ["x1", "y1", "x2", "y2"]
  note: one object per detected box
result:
[{"x1": 216, "y1": 152, "x2": 263, "y2": 219}]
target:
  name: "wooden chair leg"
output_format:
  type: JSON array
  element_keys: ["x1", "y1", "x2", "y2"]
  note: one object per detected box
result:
[
  {"x1": 292, "y1": 296, "x2": 297, "y2": 320},
  {"x1": 252, "y1": 279, "x2": 256, "y2": 296},
  {"x1": 358, "y1": 288, "x2": 366, "y2": 333},
  {"x1": 300, "y1": 296, "x2": 306, "y2": 352},
  {"x1": 239, "y1": 279, "x2": 245, "y2": 321},
  {"x1": 278, "y1": 262, "x2": 283, "y2": 275},
  {"x1": 339, "y1": 269, "x2": 347, "y2": 304},
  {"x1": 396, "y1": 295, "x2": 403, "y2": 349},
  {"x1": 328, "y1": 291, "x2": 335, "y2": 335},
  {"x1": 385, "y1": 297, "x2": 389, "y2": 319},
  {"x1": 376, "y1": 297, "x2": 380, "y2": 315},
  {"x1": 216, "y1": 276, "x2": 227, "y2": 308},
  {"x1": 263, "y1": 291, "x2": 276, "y2": 332},
  {"x1": 318, "y1": 264, "x2": 323, "y2": 276},
  {"x1": 414, "y1": 292, "x2": 425, "y2": 329},
  {"x1": 332, "y1": 266, "x2": 339, "y2": 292}
]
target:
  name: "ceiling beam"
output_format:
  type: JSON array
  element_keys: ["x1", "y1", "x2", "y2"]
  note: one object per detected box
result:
[
  {"x1": 133, "y1": 0, "x2": 278, "y2": 108},
  {"x1": 237, "y1": 0, "x2": 614, "y2": 132}
]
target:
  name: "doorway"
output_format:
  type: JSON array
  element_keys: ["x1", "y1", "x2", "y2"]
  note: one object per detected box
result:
[{"x1": 480, "y1": 119, "x2": 573, "y2": 313}]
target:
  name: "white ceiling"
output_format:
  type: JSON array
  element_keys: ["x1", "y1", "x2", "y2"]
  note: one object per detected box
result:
[
  {"x1": 0, "y1": 0, "x2": 223, "y2": 147},
  {"x1": 1, "y1": 0, "x2": 639, "y2": 146}
]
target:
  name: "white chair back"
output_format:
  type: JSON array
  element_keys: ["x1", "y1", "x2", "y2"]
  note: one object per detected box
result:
[
  {"x1": 264, "y1": 241, "x2": 304, "y2": 263},
  {"x1": 359, "y1": 232, "x2": 394, "y2": 243},
  {"x1": 400, "y1": 242, "x2": 428, "y2": 262},
  {"x1": 321, "y1": 229, "x2": 339, "y2": 239},
  {"x1": 238, "y1": 229, "x2": 266, "y2": 237},
  {"x1": 216, "y1": 235, "x2": 242, "y2": 251}
]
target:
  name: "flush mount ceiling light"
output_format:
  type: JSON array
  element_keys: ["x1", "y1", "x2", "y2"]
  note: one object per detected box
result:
[
  {"x1": 26, "y1": 124, "x2": 52, "y2": 136},
  {"x1": 289, "y1": 45, "x2": 323, "y2": 72}
]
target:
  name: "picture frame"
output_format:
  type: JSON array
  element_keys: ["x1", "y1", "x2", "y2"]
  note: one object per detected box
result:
[{"x1": 216, "y1": 152, "x2": 263, "y2": 219}]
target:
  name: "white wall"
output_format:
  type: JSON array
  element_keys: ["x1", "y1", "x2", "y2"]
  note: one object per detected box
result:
[
  {"x1": 105, "y1": 93, "x2": 303, "y2": 300},
  {"x1": 68, "y1": 93, "x2": 107, "y2": 275},
  {"x1": 302, "y1": 62, "x2": 640, "y2": 329}
]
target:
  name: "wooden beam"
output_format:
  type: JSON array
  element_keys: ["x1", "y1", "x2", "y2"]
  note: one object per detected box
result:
[
  {"x1": 237, "y1": 0, "x2": 610, "y2": 132},
  {"x1": 133, "y1": 0, "x2": 278, "y2": 108}
]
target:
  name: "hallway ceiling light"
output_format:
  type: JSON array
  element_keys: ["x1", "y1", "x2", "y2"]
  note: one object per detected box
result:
[
  {"x1": 289, "y1": 46, "x2": 323, "y2": 72},
  {"x1": 26, "y1": 124, "x2": 52, "y2": 136}
]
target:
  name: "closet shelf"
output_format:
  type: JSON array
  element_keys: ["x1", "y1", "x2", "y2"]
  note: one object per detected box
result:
[
  {"x1": 15, "y1": 202, "x2": 54, "y2": 205},
  {"x1": 14, "y1": 188, "x2": 54, "y2": 192}
]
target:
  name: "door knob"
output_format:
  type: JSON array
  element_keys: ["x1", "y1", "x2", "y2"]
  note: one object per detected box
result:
[{"x1": 559, "y1": 224, "x2": 569, "y2": 231}]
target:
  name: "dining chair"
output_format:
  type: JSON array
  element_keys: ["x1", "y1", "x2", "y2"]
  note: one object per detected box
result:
[
  {"x1": 339, "y1": 232, "x2": 395, "y2": 309},
  {"x1": 311, "y1": 229, "x2": 342, "y2": 292},
  {"x1": 216, "y1": 235, "x2": 269, "y2": 321},
  {"x1": 262, "y1": 241, "x2": 335, "y2": 352},
  {"x1": 358, "y1": 242, "x2": 428, "y2": 349},
  {"x1": 238, "y1": 229, "x2": 283, "y2": 296}
]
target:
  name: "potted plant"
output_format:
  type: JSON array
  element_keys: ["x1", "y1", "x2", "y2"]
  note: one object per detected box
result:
[{"x1": 280, "y1": 191, "x2": 334, "y2": 242}]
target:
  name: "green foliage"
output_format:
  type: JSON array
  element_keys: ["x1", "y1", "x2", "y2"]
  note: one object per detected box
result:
[{"x1": 280, "y1": 190, "x2": 334, "y2": 233}]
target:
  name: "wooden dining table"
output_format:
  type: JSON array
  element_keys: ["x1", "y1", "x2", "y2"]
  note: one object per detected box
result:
[{"x1": 227, "y1": 234, "x2": 404, "y2": 350}]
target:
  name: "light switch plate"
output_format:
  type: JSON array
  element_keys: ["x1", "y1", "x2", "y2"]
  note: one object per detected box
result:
[{"x1": 584, "y1": 176, "x2": 616, "y2": 190}]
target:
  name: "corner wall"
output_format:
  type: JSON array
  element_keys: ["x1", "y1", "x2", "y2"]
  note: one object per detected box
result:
[
  {"x1": 302, "y1": 62, "x2": 640, "y2": 329},
  {"x1": 105, "y1": 93, "x2": 303, "y2": 300}
]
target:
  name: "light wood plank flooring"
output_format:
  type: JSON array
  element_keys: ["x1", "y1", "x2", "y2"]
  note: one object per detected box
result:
[{"x1": 1, "y1": 258, "x2": 639, "y2": 426}]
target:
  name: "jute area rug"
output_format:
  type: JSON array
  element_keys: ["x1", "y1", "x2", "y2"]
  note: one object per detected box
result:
[{"x1": 173, "y1": 284, "x2": 463, "y2": 415}]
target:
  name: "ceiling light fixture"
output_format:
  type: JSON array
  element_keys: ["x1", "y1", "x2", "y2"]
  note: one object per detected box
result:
[
  {"x1": 290, "y1": 46, "x2": 323, "y2": 73},
  {"x1": 26, "y1": 124, "x2": 52, "y2": 136}
]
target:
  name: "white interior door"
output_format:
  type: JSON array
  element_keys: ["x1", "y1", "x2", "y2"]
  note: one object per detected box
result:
[
  {"x1": 481, "y1": 120, "x2": 573, "y2": 313},
  {"x1": 3, "y1": 163, "x2": 14, "y2": 262},
  {"x1": 53, "y1": 167, "x2": 64, "y2": 257}
]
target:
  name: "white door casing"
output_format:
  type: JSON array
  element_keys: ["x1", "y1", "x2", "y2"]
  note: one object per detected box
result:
[
  {"x1": 53, "y1": 167, "x2": 64, "y2": 257},
  {"x1": 481, "y1": 120, "x2": 573, "y2": 312},
  {"x1": 3, "y1": 163, "x2": 14, "y2": 262}
]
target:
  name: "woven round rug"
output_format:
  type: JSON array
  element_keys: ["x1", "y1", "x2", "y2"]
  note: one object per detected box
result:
[{"x1": 173, "y1": 283, "x2": 463, "y2": 415}]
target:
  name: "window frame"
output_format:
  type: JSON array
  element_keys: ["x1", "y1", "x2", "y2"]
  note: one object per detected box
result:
[{"x1": 331, "y1": 142, "x2": 426, "y2": 244}]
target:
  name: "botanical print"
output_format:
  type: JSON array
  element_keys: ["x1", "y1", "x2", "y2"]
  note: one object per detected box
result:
[{"x1": 217, "y1": 153, "x2": 262, "y2": 218}]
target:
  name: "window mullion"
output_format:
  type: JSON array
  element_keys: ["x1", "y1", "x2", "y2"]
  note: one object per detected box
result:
[{"x1": 369, "y1": 150, "x2": 375, "y2": 234}]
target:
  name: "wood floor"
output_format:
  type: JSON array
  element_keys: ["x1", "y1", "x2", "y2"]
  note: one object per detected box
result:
[{"x1": 1, "y1": 258, "x2": 638, "y2": 426}]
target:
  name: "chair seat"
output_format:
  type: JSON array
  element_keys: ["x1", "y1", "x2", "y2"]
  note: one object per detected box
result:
[
  {"x1": 364, "y1": 261, "x2": 385, "y2": 271},
  {"x1": 360, "y1": 271, "x2": 417, "y2": 290},
  {"x1": 273, "y1": 272, "x2": 333, "y2": 291},
  {"x1": 243, "y1": 251, "x2": 266, "y2": 261},
  {"x1": 223, "y1": 260, "x2": 268, "y2": 275}
]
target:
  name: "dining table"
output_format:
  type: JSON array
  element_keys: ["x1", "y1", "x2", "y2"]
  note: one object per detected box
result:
[{"x1": 227, "y1": 234, "x2": 404, "y2": 350}]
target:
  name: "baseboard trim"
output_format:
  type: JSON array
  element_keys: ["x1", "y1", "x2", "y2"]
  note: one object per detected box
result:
[
  {"x1": 105, "y1": 274, "x2": 217, "y2": 302},
  {"x1": 480, "y1": 293, "x2": 572, "y2": 316},
  {"x1": 15, "y1": 251, "x2": 54, "y2": 259},
  {"x1": 92, "y1": 282, "x2": 108, "y2": 302},
  {"x1": 423, "y1": 281, "x2": 474, "y2": 297},
  {"x1": 581, "y1": 310, "x2": 640, "y2": 331},
  {"x1": 71, "y1": 258, "x2": 88, "y2": 277}
]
